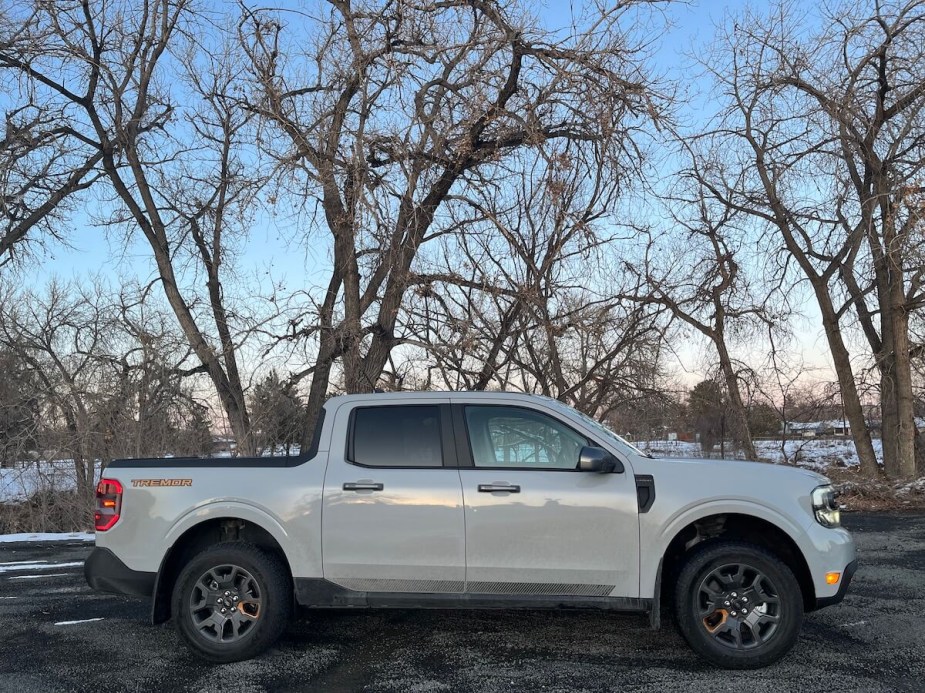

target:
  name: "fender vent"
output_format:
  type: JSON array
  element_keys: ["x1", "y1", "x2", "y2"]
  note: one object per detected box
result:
[{"x1": 635, "y1": 475, "x2": 655, "y2": 513}]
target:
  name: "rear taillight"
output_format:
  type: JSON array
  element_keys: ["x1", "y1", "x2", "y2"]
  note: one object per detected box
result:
[{"x1": 95, "y1": 478, "x2": 123, "y2": 531}]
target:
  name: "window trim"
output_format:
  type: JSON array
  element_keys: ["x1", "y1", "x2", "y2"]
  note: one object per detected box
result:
[
  {"x1": 345, "y1": 403, "x2": 453, "y2": 469},
  {"x1": 454, "y1": 403, "x2": 600, "y2": 472}
]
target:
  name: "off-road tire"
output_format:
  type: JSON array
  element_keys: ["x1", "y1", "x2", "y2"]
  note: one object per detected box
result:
[
  {"x1": 674, "y1": 541, "x2": 803, "y2": 669},
  {"x1": 172, "y1": 541, "x2": 292, "y2": 663}
]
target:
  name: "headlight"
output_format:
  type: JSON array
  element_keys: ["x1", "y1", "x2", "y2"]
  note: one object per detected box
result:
[{"x1": 811, "y1": 484, "x2": 841, "y2": 527}]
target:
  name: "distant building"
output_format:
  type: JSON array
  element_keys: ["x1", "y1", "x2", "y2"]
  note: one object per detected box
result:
[{"x1": 782, "y1": 420, "x2": 850, "y2": 437}]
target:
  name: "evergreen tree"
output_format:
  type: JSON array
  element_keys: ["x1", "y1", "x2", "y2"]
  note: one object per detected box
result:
[
  {"x1": 688, "y1": 380, "x2": 726, "y2": 453},
  {"x1": 249, "y1": 371, "x2": 303, "y2": 456}
]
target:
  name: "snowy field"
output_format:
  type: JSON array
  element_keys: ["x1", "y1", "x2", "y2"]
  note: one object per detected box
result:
[
  {"x1": 639, "y1": 437, "x2": 883, "y2": 471},
  {"x1": 0, "y1": 461, "x2": 102, "y2": 504}
]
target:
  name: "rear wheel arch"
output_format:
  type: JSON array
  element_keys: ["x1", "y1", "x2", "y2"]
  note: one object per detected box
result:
[
  {"x1": 152, "y1": 517, "x2": 293, "y2": 624},
  {"x1": 658, "y1": 513, "x2": 815, "y2": 614}
]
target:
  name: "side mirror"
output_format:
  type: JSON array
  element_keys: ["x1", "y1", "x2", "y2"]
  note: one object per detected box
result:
[{"x1": 579, "y1": 446, "x2": 624, "y2": 474}]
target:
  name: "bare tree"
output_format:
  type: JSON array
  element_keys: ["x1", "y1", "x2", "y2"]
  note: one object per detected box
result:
[
  {"x1": 0, "y1": 278, "x2": 214, "y2": 532},
  {"x1": 0, "y1": 101, "x2": 103, "y2": 265},
  {"x1": 0, "y1": 0, "x2": 106, "y2": 268},
  {"x1": 753, "y1": 0, "x2": 925, "y2": 478},
  {"x1": 0, "y1": 347, "x2": 39, "y2": 467},
  {"x1": 0, "y1": 279, "x2": 213, "y2": 481},
  {"x1": 685, "y1": 1, "x2": 925, "y2": 476},
  {"x1": 395, "y1": 135, "x2": 670, "y2": 417},
  {"x1": 0, "y1": 1, "x2": 269, "y2": 452},
  {"x1": 0, "y1": 281, "x2": 119, "y2": 495},
  {"x1": 239, "y1": 0, "x2": 665, "y2": 446},
  {"x1": 755, "y1": 335, "x2": 824, "y2": 463},
  {"x1": 113, "y1": 284, "x2": 215, "y2": 459},
  {"x1": 623, "y1": 147, "x2": 787, "y2": 460}
]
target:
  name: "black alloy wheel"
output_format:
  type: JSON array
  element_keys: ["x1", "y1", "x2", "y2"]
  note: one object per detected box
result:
[
  {"x1": 188, "y1": 563, "x2": 263, "y2": 644},
  {"x1": 172, "y1": 541, "x2": 292, "y2": 662},
  {"x1": 675, "y1": 541, "x2": 804, "y2": 669}
]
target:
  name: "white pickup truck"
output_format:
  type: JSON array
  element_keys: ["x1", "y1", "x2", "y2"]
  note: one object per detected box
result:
[{"x1": 85, "y1": 392, "x2": 856, "y2": 668}]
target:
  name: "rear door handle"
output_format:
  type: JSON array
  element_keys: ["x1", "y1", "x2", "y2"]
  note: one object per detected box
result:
[
  {"x1": 343, "y1": 482, "x2": 384, "y2": 492},
  {"x1": 478, "y1": 484, "x2": 520, "y2": 493}
]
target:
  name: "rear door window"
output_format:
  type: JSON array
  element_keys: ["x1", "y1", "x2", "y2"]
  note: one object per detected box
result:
[{"x1": 349, "y1": 405, "x2": 444, "y2": 467}]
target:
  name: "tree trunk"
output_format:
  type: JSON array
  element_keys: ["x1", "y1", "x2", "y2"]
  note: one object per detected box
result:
[
  {"x1": 817, "y1": 290, "x2": 880, "y2": 475},
  {"x1": 915, "y1": 428, "x2": 925, "y2": 477},
  {"x1": 880, "y1": 361, "x2": 900, "y2": 477},
  {"x1": 300, "y1": 374, "x2": 329, "y2": 453},
  {"x1": 299, "y1": 335, "x2": 339, "y2": 452},
  {"x1": 715, "y1": 339, "x2": 757, "y2": 460},
  {"x1": 876, "y1": 270, "x2": 916, "y2": 479},
  {"x1": 888, "y1": 301, "x2": 916, "y2": 478}
]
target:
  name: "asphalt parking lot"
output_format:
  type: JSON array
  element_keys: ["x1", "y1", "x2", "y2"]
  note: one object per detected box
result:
[{"x1": 0, "y1": 513, "x2": 923, "y2": 693}]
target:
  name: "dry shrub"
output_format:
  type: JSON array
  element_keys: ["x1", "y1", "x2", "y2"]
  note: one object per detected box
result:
[
  {"x1": 0, "y1": 489, "x2": 93, "y2": 534},
  {"x1": 825, "y1": 467, "x2": 925, "y2": 512}
]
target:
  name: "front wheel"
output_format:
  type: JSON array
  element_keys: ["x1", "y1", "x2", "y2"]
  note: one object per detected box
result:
[
  {"x1": 172, "y1": 541, "x2": 292, "y2": 663},
  {"x1": 674, "y1": 541, "x2": 803, "y2": 669}
]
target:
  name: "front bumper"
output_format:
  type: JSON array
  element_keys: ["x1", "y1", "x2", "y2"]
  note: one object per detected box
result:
[
  {"x1": 815, "y1": 558, "x2": 858, "y2": 609},
  {"x1": 802, "y1": 522, "x2": 856, "y2": 606},
  {"x1": 84, "y1": 547, "x2": 155, "y2": 597}
]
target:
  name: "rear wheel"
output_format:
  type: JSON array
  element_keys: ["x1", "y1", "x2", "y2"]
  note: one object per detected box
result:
[
  {"x1": 172, "y1": 541, "x2": 292, "y2": 662},
  {"x1": 674, "y1": 541, "x2": 803, "y2": 669}
]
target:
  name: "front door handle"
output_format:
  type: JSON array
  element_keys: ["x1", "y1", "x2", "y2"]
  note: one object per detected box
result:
[
  {"x1": 343, "y1": 482, "x2": 384, "y2": 492},
  {"x1": 478, "y1": 484, "x2": 520, "y2": 493}
]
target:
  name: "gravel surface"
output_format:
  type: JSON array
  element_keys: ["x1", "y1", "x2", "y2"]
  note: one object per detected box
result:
[{"x1": 0, "y1": 514, "x2": 922, "y2": 692}]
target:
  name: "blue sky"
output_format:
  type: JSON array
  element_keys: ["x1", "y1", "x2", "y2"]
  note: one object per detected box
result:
[{"x1": 19, "y1": 0, "x2": 839, "y2": 387}]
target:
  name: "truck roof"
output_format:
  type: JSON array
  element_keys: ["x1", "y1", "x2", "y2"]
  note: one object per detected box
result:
[{"x1": 324, "y1": 391, "x2": 553, "y2": 405}]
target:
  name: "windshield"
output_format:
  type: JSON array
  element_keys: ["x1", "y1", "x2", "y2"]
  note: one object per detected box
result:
[{"x1": 540, "y1": 397, "x2": 651, "y2": 458}]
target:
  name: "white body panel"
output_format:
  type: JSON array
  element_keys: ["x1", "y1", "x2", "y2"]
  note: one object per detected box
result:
[
  {"x1": 320, "y1": 466, "x2": 466, "y2": 591},
  {"x1": 459, "y1": 468, "x2": 640, "y2": 596},
  {"x1": 631, "y1": 456, "x2": 857, "y2": 601},
  {"x1": 320, "y1": 395, "x2": 465, "y2": 591}
]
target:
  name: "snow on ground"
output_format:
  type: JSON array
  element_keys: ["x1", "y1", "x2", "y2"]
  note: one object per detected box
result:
[
  {"x1": 0, "y1": 461, "x2": 101, "y2": 503},
  {"x1": 639, "y1": 440, "x2": 702, "y2": 457},
  {"x1": 896, "y1": 477, "x2": 925, "y2": 495},
  {"x1": 637, "y1": 437, "x2": 884, "y2": 470},
  {"x1": 756, "y1": 438, "x2": 883, "y2": 469},
  {"x1": 9, "y1": 573, "x2": 70, "y2": 579},
  {"x1": 0, "y1": 532, "x2": 94, "y2": 543},
  {"x1": 0, "y1": 561, "x2": 84, "y2": 573}
]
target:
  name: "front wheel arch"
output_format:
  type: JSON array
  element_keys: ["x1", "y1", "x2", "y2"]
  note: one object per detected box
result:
[{"x1": 657, "y1": 513, "x2": 816, "y2": 615}]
